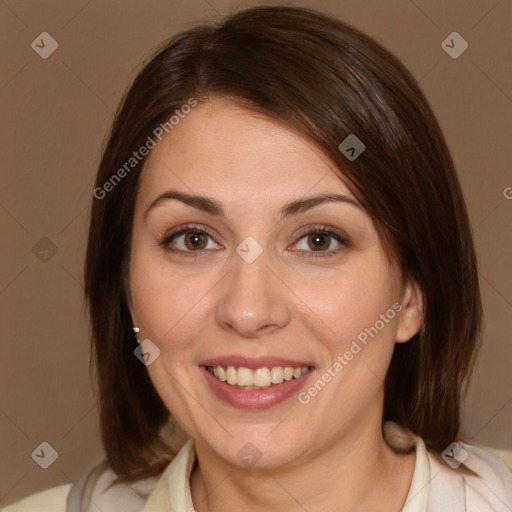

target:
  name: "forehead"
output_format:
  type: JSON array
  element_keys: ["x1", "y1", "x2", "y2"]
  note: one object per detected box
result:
[{"x1": 138, "y1": 99, "x2": 355, "y2": 208}]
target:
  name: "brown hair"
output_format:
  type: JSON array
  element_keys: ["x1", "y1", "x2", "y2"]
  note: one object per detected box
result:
[{"x1": 84, "y1": 5, "x2": 482, "y2": 484}]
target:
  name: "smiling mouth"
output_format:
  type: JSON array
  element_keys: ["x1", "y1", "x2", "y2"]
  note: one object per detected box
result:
[{"x1": 205, "y1": 365, "x2": 311, "y2": 389}]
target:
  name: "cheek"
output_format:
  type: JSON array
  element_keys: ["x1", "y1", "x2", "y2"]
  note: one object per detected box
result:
[
  {"x1": 293, "y1": 261, "x2": 400, "y2": 356},
  {"x1": 129, "y1": 251, "x2": 212, "y2": 353}
]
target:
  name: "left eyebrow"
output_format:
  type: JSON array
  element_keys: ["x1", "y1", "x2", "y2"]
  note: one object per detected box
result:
[
  {"x1": 278, "y1": 193, "x2": 363, "y2": 220},
  {"x1": 143, "y1": 190, "x2": 362, "y2": 221}
]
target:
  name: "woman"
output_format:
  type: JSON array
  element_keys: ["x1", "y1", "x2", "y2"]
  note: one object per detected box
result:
[{"x1": 3, "y1": 5, "x2": 511, "y2": 512}]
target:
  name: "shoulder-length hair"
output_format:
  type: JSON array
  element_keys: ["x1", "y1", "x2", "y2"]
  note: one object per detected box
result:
[{"x1": 84, "y1": 5, "x2": 482, "y2": 484}]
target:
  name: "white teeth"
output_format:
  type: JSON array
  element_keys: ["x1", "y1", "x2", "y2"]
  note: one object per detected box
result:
[
  {"x1": 253, "y1": 367, "x2": 271, "y2": 387},
  {"x1": 217, "y1": 366, "x2": 226, "y2": 381},
  {"x1": 208, "y1": 365, "x2": 309, "y2": 388},
  {"x1": 283, "y1": 367, "x2": 294, "y2": 381},
  {"x1": 237, "y1": 367, "x2": 253, "y2": 387},
  {"x1": 226, "y1": 366, "x2": 237, "y2": 385},
  {"x1": 270, "y1": 366, "x2": 284, "y2": 384}
]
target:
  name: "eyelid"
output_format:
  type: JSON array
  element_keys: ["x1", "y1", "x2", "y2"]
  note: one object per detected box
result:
[
  {"x1": 293, "y1": 224, "x2": 349, "y2": 243},
  {"x1": 163, "y1": 223, "x2": 216, "y2": 241}
]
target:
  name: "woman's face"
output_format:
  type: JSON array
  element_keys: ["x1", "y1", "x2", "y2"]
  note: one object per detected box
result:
[{"x1": 129, "y1": 98, "x2": 422, "y2": 469}]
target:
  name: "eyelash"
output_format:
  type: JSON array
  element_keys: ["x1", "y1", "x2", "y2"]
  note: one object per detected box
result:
[{"x1": 159, "y1": 224, "x2": 350, "y2": 259}]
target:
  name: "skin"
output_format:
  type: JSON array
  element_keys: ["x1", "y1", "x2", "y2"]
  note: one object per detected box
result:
[{"x1": 128, "y1": 98, "x2": 424, "y2": 512}]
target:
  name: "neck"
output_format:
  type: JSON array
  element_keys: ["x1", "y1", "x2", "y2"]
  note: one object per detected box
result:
[{"x1": 190, "y1": 412, "x2": 416, "y2": 512}]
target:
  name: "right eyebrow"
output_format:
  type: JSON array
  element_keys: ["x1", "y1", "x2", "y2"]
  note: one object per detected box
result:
[{"x1": 144, "y1": 190, "x2": 225, "y2": 220}]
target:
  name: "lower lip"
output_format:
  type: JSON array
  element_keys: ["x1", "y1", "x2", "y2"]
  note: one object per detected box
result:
[{"x1": 200, "y1": 366, "x2": 314, "y2": 409}]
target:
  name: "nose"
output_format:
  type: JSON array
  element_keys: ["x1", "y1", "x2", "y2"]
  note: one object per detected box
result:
[{"x1": 215, "y1": 250, "x2": 291, "y2": 338}]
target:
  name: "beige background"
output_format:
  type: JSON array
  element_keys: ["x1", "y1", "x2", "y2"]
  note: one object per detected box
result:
[{"x1": 1, "y1": 0, "x2": 511, "y2": 505}]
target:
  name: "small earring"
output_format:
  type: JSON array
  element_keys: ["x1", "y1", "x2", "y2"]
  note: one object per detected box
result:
[{"x1": 133, "y1": 327, "x2": 141, "y2": 344}]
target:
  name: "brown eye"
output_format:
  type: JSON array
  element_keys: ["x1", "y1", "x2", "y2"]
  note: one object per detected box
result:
[
  {"x1": 184, "y1": 231, "x2": 208, "y2": 250},
  {"x1": 161, "y1": 225, "x2": 222, "y2": 256},
  {"x1": 293, "y1": 226, "x2": 349, "y2": 258},
  {"x1": 307, "y1": 233, "x2": 331, "y2": 251}
]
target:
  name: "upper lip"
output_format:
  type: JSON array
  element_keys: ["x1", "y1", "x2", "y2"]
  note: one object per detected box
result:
[{"x1": 200, "y1": 356, "x2": 314, "y2": 370}]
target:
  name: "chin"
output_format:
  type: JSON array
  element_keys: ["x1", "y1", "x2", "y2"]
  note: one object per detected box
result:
[{"x1": 200, "y1": 425, "x2": 312, "y2": 470}]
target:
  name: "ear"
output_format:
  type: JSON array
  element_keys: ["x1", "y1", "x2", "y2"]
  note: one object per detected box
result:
[{"x1": 396, "y1": 278, "x2": 423, "y2": 343}]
